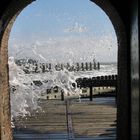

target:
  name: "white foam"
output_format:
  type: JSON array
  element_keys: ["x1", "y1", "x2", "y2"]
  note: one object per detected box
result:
[{"x1": 9, "y1": 57, "x2": 82, "y2": 118}]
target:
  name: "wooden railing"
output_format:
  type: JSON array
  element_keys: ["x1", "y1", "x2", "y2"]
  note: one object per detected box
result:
[{"x1": 76, "y1": 75, "x2": 118, "y2": 101}]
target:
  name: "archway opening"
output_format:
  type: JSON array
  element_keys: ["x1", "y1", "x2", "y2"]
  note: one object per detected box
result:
[
  {"x1": 0, "y1": 0, "x2": 127, "y2": 139},
  {"x1": 9, "y1": 0, "x2": 118, "y2": 139}
]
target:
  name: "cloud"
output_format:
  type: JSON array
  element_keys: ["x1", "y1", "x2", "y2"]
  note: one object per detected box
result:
[
  {"x1": 8, "y1": 33, "x2": 117, "y2": 63},
  {"x1": 64, "y1": 22, "x2": 87, "y2": 33}
]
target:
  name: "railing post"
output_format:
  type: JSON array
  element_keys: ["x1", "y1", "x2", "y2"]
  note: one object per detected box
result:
[
  {"x1": 61, "y1": 89, "x2": 64, "y2": 101},
  {"x1": 89, "y1": 86, "x2": 93, "y2": 101}
]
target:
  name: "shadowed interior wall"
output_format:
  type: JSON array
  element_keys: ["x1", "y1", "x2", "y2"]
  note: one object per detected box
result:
[{"x1": 131, "y1": 0, "x2": 139, "y2": 139}]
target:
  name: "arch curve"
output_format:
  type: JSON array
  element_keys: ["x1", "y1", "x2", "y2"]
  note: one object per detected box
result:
[{"x1": 0, "y1": 0, "x2": 128, "y2": 140}]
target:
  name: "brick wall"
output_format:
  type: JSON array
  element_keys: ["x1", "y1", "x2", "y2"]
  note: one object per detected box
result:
[{"x1": 0, "y1": 1, "x2": 34, "y2": 139}]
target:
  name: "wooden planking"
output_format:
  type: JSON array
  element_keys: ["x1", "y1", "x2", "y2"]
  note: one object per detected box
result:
[
  {"x1": 14, "y1": 100, "x2": 67, "y2": 134},
  {"x1": 70, "y1": 101, "x2": 116, "y2": 138},
  {"x1": 13, "y1": 99, "x2": 116, "y2": 140}
]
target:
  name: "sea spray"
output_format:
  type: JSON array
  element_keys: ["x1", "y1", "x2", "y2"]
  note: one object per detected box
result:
[
  {"x1": 9, "y1": 57, "x2": 40, "y2": 117},
  {"x1": 9, "y1": 57, "x2": 82, "y2": 119}
]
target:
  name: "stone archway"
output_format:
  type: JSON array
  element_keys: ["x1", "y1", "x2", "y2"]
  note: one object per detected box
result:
[{"x1": 0, "y1": 0, "x2": 128, "y2": 140}]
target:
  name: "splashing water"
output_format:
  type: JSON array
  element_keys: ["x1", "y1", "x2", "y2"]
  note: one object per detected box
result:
[
  {"x1": 9, "y1": 57, "x2": 82, "y2": 119},
  {"x1": 9, "y1": 57, "x2": 40, "y2": 117},
  {"x1": 9, "y1": 33, "x2": 117, "y2": 121}
]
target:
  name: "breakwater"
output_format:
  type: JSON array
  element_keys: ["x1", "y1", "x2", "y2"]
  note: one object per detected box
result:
[{"x1": 15, "y1": 58, "x2": 100, "y2": 73}]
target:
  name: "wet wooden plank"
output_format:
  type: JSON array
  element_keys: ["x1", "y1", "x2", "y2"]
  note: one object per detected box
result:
[
  {"x1": 66, "y1": 100, "x2": 75, "y2": 140},
  {"x1": 13, "y1": 99, "x2": 116, "y2": 140}
]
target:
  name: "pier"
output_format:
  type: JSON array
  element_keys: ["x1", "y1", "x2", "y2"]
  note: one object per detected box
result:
[
  {"x1": 13, "y1": 99, "x2": 116, "y2": 140},
  {"x1": 12, "y1": 74, "x2": 117, "y2": 140}
]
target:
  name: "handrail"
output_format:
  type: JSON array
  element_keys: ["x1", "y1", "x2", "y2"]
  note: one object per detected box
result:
[{"x1": 76, "y1": 75, "x2": 117, "y2": 88}]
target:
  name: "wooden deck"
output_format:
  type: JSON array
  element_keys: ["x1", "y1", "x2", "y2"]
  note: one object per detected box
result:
[{"x1": 13, "y1": 98, "x2": 116, "y2": 140}]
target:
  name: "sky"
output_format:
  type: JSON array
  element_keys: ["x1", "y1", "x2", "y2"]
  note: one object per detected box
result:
[{"x1": 8, "y1": 0, "x2": 117, "y2": 63}]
